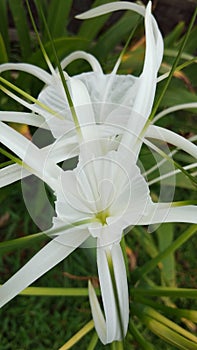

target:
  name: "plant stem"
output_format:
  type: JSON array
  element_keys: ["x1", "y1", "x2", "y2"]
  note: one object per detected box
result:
[{"x1": 110, "y1": 340, "x2": 124, "y2": 350}]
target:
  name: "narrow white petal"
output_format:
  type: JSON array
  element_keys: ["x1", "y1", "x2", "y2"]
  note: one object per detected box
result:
[
  {"x1": 0, "y1": 121, "x2": 60, "y2": 184},
  {"x1": 1, "y1": 87, "x2": 55, "y2": 118},
  {"x1": 0, "y1": 121, "x2": 35, "y2": 160},
  {"x1": 153, "y1": 103, "x2": 197, "y2": 123},
  {"x1": 69, "y1": 78, "x2": 98, "y2": 142},
  {"x1": 120, "y1": 3, "x2": 163, "y2": 155},
  {"x1": 0, "y1": 63, "x2": 52, "y2": 84},
  {"x1": 0, "y1": 164, "x2": 30, "y2": 188},
  {"x1": 137, "y1": 203, "x2": 197, "y2": 225},
  {"x1": 46, "y1": 134, "x2": 78, "y2": 163},
  {"x1": 146, "y1": 125, "x2": 197, "y2": 159},
  {"x1": 135, "y1": 2, "x2": 163, "y2": 110},
  {"x1": 77, "y1": 2, "x2": 163, "y2": 70},
  {"x1": 88, "y1": 280, "x2": 106, "y2": 343},
  {"x1": 90, "y1": 246, "x2": 118, "y2": 344},
  {"x1": 148, "y1": 162, "x2": 197, "y2": 186},
  {"x1": 76, "y1": 2, "x2": 145, "y2": 19},
  {"x1": 91, "y1": 244, "x2": 129, "y2": 344},
  {"x1": 0, "y1": 229, "x2": 89, "y2": 308},
  {"x1": 111, "y1": 244, "x2": 129, "y2": 337},
  {"x1": 60, "y1": 51, "x2": 103, "y2": 74},
  {"x1": 70, "y1": 78, "x2": 95, "y2": 122},
  {"x1": 0, "y1": 111, "x2": 49, "y2": 129}
]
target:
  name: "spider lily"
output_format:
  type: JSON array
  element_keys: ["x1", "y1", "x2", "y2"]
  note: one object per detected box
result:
[{"x1": 0, "y1": 1, "x2": 197, "y2": 345}]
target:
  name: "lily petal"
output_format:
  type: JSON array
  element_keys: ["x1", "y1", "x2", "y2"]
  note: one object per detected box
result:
[
  {"x1": 0, "y1": 63, "x2": 52, "y2": 84},
  {"x1": 111, "y1": 243, "x2": 129, "y2": 337},
  {"x1": 120, "y1": 2, "x2": 163, "y2": 155},
  {"x1": 0, "y1": 228, "x2": 89, "y2": 308},
  {"x1": 88, "y1": 280, "x2": 106, "y2": 342},
  {"x1": 146, "y1": 125, "x2": 197, "y2": 159},
  {"x1": 153, "y1": 103, "x2": 197, "y2": 123},
  {"x1": 0, "y1": 111, "x2": 49, "y2": 129},
  {"x1": 60, "y1": 51, "x2": 103, "y2": 74},
  {"x1": 132, "y1": 2, "x2": 163, "y2": 116},
  {"x1": 90, "y1": 246, "x2": 118, "y2": 344},
  {"x1": 0, "y1": 164, "x2": 30, "y2": 188},
  {"x1": 137, "y1": 203, "x2": 197, "y2": 226},
  {"x1": 69, "y1": 77, "x2": 97, "y2": 142},
  {"x1": 89, "y1": 243, "x2": 128, "y2": 344},
  {"x1": 76, "y1": 2, "x2": 145, "y2": 19},
  {"x1": 0, "y1": 121, "x2": 60, "y2": 185}
]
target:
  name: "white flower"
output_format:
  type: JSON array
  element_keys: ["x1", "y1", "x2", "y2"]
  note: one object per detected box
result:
[
  {"x1": 0, "y1": 1, "x2": 163, "y2": 145},
  {"x1": 0, "y1": 1, "x2": 197, "y2": 345}
]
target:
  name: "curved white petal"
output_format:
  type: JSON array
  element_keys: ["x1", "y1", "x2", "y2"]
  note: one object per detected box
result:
[
  {"x1": 91, "y1": 246, "x2": 118, "y2": 343},
  {"x1": 69, "y1": 77, "x2": 98, "y2": 143},
  {"x1": 89, "y1": 244, "x2": 128, "y2": 344},
  {"x1": 132, "y1": 3, "x2": 162, "y2": 116},
  {"x1": 0, "y1": 164, "x2": 30, "y2": 188},
  {"x1": 111, "y1": 244, "x2": 129, "y2": 337},
  {"x1": 0, "y1": 111, "x2": 49, "y2": 129},
  {"x1": 0, "y1": 121, "x2": 60, "y2": 186},
  {"x1": 60, "y1": 51, "x2": 103, "y2": 74},
  {"x1": 0, "y1": 63, "x2": 52, "y2": 84},
  {"x1": 46, "y1": 134, "x2": 78, "y2": 163},
  {"x1": 1, "y1": 87, "x2": 63, "y2": 121},
  {"x1": 146, "y1": 125, "x2": 197, "y2": 159},
  {"x1": 77, "y1": 2, "x2": 163, "y2": 71},
  {"x1": 153, "y1": 103, "x2": 197, "y2": 123},
  {"x1": 120, "y1": 3, "x2": 163, "y2": 156},
  {"x1": 88, "y1": 280, "x2": 106, "y2": 343},
  {"x1": 137, "y1": 203, "x2": 197, "y2": 226},
  {"x1": 148, "y1": 162, "x2": 197, "y2": 186},
  {"x1": 76, "y1": 2, "x2": 145, "y2": 19},
  {"x1": 70, "y1": 78, "x2": 95, "y2": 123},
  {"x1": 0, "y1": 229, "x2": 89, "y2": 308}
]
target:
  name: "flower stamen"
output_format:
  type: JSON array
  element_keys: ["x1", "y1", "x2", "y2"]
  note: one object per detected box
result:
[{"x1": 95, "y1": 210, "x2": 110, "y2": 225}]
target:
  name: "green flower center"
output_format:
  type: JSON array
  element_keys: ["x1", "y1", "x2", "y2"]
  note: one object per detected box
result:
[{"x1": 95, "y1": 209, "x2": 110, "y2": 225}]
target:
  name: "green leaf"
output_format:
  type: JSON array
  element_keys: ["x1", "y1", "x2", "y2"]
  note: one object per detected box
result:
[
  {"x1": 8, "y1": 0, "x2": 31, "y2": 59},
  {"x1": 164, "y1": 22, "x2": 185, "y2": 48},
  {"x1": 132, "y1": 225, "x2": 197, "y2": 283},
  {"x1": 87, "y1": 332, "x2": 98, "y2": 350},
  {"x1": 0, "y1": 33, "x2": 8, "y2": 63},
  {"x1": 143, "y1": 317, "x2": 197, "y2": 350},
  {"x1": 78, "y1": 0, "x2": 116, "y2": 41},
  {"x1": 28, "y1": 37, "x2": 89, "y2": 69},
  {"x1": 184, "y1": 27, "x2": 197, "y2": 54},
  {"x1": 92, "y1": 11, "x2": 140, "y2": 64},
  {"x1": 0, "y1": 233, "x2": 45, "y2": 254},
  {"x1": 131, "y1": 287, "x2": 197, "y2": 299},
  {"x1": 58, "y1": 320, "x2": 94, "y2": 350},
  {"x1": 157, "y1": 223, "x2": 176, "y2": 287},
  {"x1": 0, "y1": 0, "x2": 9, "y2": 55},
  {"x1": 46, "y1": 0, "x2": 72, "y2": 38},
  {"x1": 149, "y1": 5, "x2": 197, "y2": 120},
  {"x1": 129, "y1": 319, "x2": 156, "y2": 350},
  {"x1": 133, "y1": 304, "x2": 197, "y2": 349},
  {"x1": 19, "y1": 286, "x2": 90, "y2": 297},
  {"x1": 132, "y1": 226, "x2": 159, "y2": 259},
  {"x1": 157, "y1": 82, "x2": 197, "y2": 108},
  {"x1": 133, "y1": 295, "x2": 197, "y2": 323}
]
